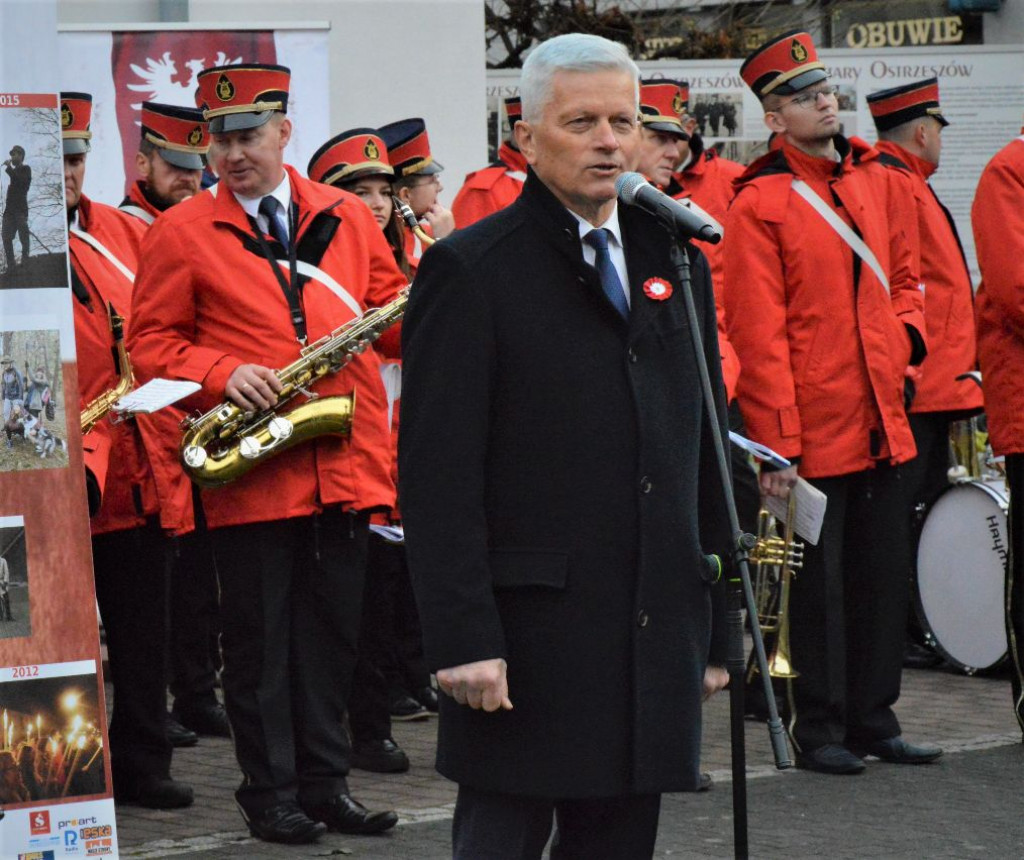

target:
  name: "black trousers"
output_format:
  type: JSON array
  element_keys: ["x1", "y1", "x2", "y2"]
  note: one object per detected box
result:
[
  {"x1": 729, "y1": 400, "x2": 763, "y2": 539},
  {"x1": 452, "y1": 785, "x2": 661, "y2": 860},
  {"x1": 789, "y1": 464, "x2": 909, "y2": 752},
  {"x1": 212, "y1": 508, "x2": 368, "y2": 816},
  {"x1": 168, "y1": 491, "x2": 221, "y2": 712},
  {"x1": 2, "y1": 208, "x2": 29, "y2": 267},
  {"x1": 1006, "y1": 454, "x2": 1024, "y2": 737},
  {"x1": 91, "y1": 519, "x2": 173, "y2": 784}
]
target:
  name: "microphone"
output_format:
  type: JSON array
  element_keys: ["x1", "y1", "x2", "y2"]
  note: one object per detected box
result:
[{"x1": 615, "y1": 172, "x2": 723, "y2": 244}]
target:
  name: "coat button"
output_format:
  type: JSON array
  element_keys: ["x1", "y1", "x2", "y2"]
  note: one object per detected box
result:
[
  {"x1": 628, "y1": 347, "x2": 638, "y2": 363},
  {"x1": 640, "y1": 475, "x2": 652, "y2": 494},
  {"x1": 637, "y1": 610, "x2": 649, "y2": 628}
]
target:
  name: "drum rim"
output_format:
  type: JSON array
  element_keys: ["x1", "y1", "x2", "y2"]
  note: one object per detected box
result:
[{"x1": 913, "y1": 479, "x2": 1009, "y2": 675}]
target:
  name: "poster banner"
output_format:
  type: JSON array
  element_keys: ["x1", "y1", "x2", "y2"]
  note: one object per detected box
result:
[
  {"x1": 487, "y1": 45, "x2": 1024, "y2": 282},
  {"x1": 0, "y1": 91, "x2": 115, "y2": 855},
  {"x1": 56, "y1": 26, "x2": 330, "y2": 206}
]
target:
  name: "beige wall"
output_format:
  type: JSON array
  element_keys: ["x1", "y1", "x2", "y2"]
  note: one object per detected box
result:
[{"x1": 57, "y1": 0, "x2": 489, "y2": 205}]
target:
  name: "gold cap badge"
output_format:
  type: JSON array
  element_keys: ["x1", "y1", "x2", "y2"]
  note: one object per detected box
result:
[{"x1": 216, "y1": 74, "x2": 235, "y2": 102}]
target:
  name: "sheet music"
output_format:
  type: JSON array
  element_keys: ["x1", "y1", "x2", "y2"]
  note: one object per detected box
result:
[
  {"x1": 766, "y1": 478, "x2": 827, "y2": 546},
  {"x1": 114, "y1": 379, "x2": 201, "y2": 414}
]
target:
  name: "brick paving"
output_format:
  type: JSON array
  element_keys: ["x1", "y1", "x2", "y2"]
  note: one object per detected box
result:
[{"x1": 111, "y1": 662, "x2": 1023, "y2": 858}]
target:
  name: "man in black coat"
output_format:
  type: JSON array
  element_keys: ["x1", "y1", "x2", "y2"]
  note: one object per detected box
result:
[
  {"x1": 400, "y1": 32, "x2": 731, "y2": 859},
  {"x1": 2, "y1": 145, "x2": 31, "y2": 270}
]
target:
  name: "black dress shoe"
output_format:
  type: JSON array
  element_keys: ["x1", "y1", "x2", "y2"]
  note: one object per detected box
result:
[
  {"x1": 390, "y1": 692, "x2": 429, "y2": 721},
  {"x1": 416, "y1": 685, "x2": 440, "y2": 713},
  {"x1": 247, "y1": 801, "x2": 327, "y2": 844},
  {"x1": 114, "y1": 774, "x2": 194, "y2": 809},
  {"x1": 165, "y1": 713, "x2": 199, "y2": 748},
  {"x1": 697, "y1": 772, "x2": 713, "y2": 792},
  {"x1": 303, "y1": 793, "x2": 398, "y2": 835},
  {"x1": 851, "y1": 736, "x2": 943, "y2": 764},
  {"x1": 795, "y1": 743, "x2": 866, "y2": 775},
  {"x1": 351, "y1": 738, "x2": 410, "y2": 773},
  {"x1": 174, "y1": 702, "x2": 232, "y2": 738}
]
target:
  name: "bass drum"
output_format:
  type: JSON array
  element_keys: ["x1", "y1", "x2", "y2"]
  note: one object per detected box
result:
[{"x1": 915, "y1": 480, "x2": 1009, "y2": 674}]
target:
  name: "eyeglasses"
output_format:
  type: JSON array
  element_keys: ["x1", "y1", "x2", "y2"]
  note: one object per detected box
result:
[
  {"x1": 780, "y1": 85, "x2": 839, "y2": 110},
  {"x1": 409, "y1": 175, "x2": 440, "y2": 188}
]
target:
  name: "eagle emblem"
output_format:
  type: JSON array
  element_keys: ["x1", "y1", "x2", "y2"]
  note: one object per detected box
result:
[
  {"x1": 364, "y1": 138, "x2": 380, "y2": 160},
  {"x1": 61, "y1": 103, "x2": 73, "y2": 129},
  {"x1": 672, "y1": 90, "x2": 686, "y2": 115},
  {"x1": 791, "y1": 39, "x2": 809, "y2": 63},
  {"x1": 187, "y1": 125, "x2": 204, "y2": 147},
  {"x1": 216, "y1": 73, "x2": 235, "y2": 102}
]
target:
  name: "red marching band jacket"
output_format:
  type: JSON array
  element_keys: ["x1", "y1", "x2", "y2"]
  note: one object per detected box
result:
[
  {"x1": 973, "y1": 136, "x2": 1024, "y2": 456},
  {"x1": 119, "y1": 180, "x2": 162, "y2": 225},
  {"x1": 450, "y1": 143, "x2": 528, "y2": 230},
  {"x1": 129, "y1": 165, "x2": 407, "y2": 529},
  {"x1": 71, "y1": 194, "x2": 163, "y2": 535},
  {"x1": 723, "y1": 137, "x2": 925, "y2": 479},
  {"x1": 671, "y1": 147, "x2": 745, "y2": 401},
  {"x1": 874, "y1": 140, "x2": 983, "y2": 416}
]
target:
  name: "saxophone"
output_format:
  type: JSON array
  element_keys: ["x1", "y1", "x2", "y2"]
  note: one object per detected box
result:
[
  {"x1": 180, "y1": 287, "x2": 409, "y2": 488},
  {"x1": 80, "y1": 304, "x2": 135, "y2": 434},
  {"x1": 393, "y1": 196, "x2": 436, "y2": 248}
]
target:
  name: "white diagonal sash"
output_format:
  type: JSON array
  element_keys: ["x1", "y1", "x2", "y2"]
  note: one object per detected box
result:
[
  {"x1": 791, "y1": 178, "x2": 889, "y2": 293},
  {"x1": 69, "y1": 226, "x2": 136, "y2": 284},
  {"x1": 277, "y1": 258, "x2": 363, "y2": 320}
]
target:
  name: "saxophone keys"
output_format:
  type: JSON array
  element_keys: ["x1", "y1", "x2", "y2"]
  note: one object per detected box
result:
[
  {"x1": 239, "y1": 437, "x2": 262, "y2": 459},
  {"x1": 183, "y1": 445, "x2": 208, "y2": 468},
  {"x1": 268, "y1": 416, "x2": 294, "y2": 441}
]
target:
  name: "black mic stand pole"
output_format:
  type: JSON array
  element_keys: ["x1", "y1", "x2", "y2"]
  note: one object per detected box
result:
[{"x1": 666, "y1": 236, "x2": 792, "y2": 860}]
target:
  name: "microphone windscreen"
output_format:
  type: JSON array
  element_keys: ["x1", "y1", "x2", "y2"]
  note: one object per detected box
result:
[{"x1": 615, "y1": 171, "x2": 648, "y2": 204}]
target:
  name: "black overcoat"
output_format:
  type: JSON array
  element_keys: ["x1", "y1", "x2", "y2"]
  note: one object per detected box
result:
[{"x1": 399, "y1": 171, "x2": 730, "y2": 798}]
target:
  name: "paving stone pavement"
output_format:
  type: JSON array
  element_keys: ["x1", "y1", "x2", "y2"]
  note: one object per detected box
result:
[{"x1": 114, "y1": 664, "x2": 1023, "y2": 859}]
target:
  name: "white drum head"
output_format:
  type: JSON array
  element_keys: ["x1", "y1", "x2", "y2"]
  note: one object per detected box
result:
[{"x1": 915, "y1": 481, "x2": 1009, "y2": 673}]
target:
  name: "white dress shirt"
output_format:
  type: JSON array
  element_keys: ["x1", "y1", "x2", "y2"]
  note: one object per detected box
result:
[
  {"x1": 234, "y1": 171, "x2": 292, "y2": 240},
  {"x1": 570, "y1": 204, "x2": 631, "y2": 309}
]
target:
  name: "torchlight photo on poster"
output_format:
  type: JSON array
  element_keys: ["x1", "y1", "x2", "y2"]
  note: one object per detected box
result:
[
  {"x1": 0, "y1": 661, "x2": 106, "y2": 811},
  {"x1": 0, "y1": 94, "x2": 68, "y2": 290},
  {"x1": 0, "y1": 517, "x2": 30, "y2": 641},
  {"x1": 1, "y1": 328, "x2": 69, "y2": 474}
]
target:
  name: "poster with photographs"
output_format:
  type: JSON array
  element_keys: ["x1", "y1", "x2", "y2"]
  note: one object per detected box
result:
[
  {"x1": 0, "y1": 94, "x2": 69, "y2": 290},
  {"x1": 0, "y1": 517, "x2": 30, "y2": 641},
  {"x1": 0, "y1": 660, "x2": 106, "y2": 810},
  {"x1": 1, "y1": 327, "x2": 69, "y2": 473}
]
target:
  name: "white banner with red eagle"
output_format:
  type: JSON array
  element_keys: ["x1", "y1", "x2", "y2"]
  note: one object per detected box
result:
[{"x1": 56, "y1": 26, "x2": 330, "y2": 207}]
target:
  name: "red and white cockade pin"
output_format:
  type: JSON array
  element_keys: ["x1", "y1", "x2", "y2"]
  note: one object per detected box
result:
[{"x1": 643, "y1": 277, "x2": 673, "y2": 301}]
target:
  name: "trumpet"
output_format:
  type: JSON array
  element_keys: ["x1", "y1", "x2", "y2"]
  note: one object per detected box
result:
[
  {"x1": 393, "y1": 196, "x2": 435, "y2": 248},
  {"x1": 180, "y1": 288, "x2": 409, "y2": 488},
  {"x1": 81, "y1": 304, "x2": 134, "y2": 434},
  {"x1": 747, "y1": 494, "x2": 804, "y2": 681}
]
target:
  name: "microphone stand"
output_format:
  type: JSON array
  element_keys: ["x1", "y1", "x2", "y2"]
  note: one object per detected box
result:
[{"x1": 666, "y1": 234, "x2": 791, "y2": 860}]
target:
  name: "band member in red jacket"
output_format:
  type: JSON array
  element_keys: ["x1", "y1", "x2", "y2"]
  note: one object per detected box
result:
[
  {"x1": 636, "y1": 79, "x2": 688, "y2": 189},
  {"x1": 379, "y1": 117, "x2": 454, "y2": 271},
  {"x1": 868, "y1": 79, "x2": 986, "y2": 665},
  {"x1": 451, "y1": 97, "x2": 527, "y2": 228},
  {"x1": 725, "y1": 32, "x2": 942, "y2": 774},
  {"x1": 119, "y1": 102, "x2": 208, "y2": 225},
  {"x1": 117, "y1": 101, "x2": 229, "y2": 744},
  {"x1": 129, "y1": 64, "x2": 404, "y2": 844},
  {"x1": 973, "y1": 131, "x2": 1024, "y2": 738},
  {"x1": 63, "y1": 92, "x2": 193, "y2": 809}
]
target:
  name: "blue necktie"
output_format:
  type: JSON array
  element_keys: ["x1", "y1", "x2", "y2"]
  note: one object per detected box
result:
[
  {"x1": 258, "y1": 195, "x2": 289, "y2": 248},
  {"x1": 584, "y1": 228, "x2": 629, "y2": 319}
]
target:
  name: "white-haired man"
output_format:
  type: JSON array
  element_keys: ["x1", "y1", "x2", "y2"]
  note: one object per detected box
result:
[{"x1": 400, "y1": 33, "x2": 730, "y2": 858}]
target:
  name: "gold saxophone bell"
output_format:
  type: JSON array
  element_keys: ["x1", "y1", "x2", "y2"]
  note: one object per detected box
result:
[
  {"x1": 747, "y1": 493, "x2": 804, "y2": 681},
  {"x1": 393, "y1": 196, "x2": 435, "y2": 247}
]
